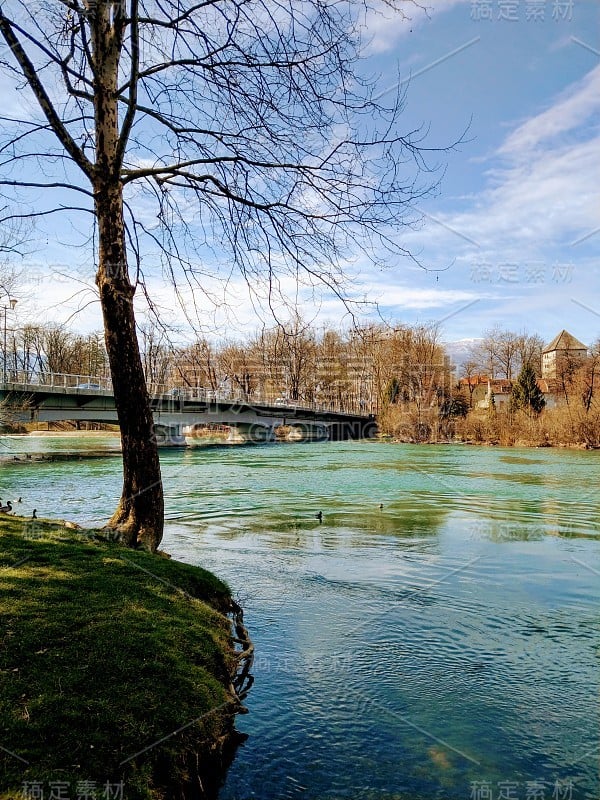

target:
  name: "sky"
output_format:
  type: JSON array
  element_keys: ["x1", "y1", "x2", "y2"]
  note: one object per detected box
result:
[{"x1": 1, "y1": 0, "x2": 599, "y2": 350}]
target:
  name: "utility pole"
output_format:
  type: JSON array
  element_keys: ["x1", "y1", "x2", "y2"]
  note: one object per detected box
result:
[{"x1": 2, "y1": 294, "x2": 17, "y2": 383}]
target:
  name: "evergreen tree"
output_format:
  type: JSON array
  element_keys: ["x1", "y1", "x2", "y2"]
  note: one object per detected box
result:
[
  {"x1": 439, "y1": 393, "x2": 469, "y2": 419},
  {"x1": 384, "y1": 377, "x2": 401, "y2": 406},
  {"x1": 510, "y1": 364, "x2": 545, "y2": 414}
]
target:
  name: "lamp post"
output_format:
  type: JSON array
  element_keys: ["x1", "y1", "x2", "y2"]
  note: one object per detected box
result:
[{"x1": 2, "y1": 296, "x2": 17, "y2": 383}]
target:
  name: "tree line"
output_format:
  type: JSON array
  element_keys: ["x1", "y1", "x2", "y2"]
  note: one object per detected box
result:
[
  {"x1": 382, "y1": 325, "x2": 600, "y2": 447},
  {"x1": 2, "y1": 314, "x2": 451, "y2": 415},
  {"x1": 4, "y1": 313, "x2": 599, "y2": 419}
]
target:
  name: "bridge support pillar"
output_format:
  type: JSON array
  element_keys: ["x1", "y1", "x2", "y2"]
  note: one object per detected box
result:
[
  {"x1": 153, "y1": 424, "x2": 188, "y2": 447},
  {"x1": 227, "y1": 423, "x2": 276, "y2": 444},
  {"x1": 285, "y1": 423, "x2": 329, "y2": 442}
]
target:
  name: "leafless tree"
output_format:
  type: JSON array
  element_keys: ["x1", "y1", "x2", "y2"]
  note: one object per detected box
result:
[
  {"x1": 138, "y1": 322, "x2": 174, "y2": 389},
  {"x1": 476, "y1": 325, "x2": 518, "y2": 381},
  {"x1": 5, "y1": 321, "x2": 108, "y2": 379},
  {"x1": 0, "y1": 0, "x2": 441, "y2": 550},
  {"x1": 515, "y1": 332, "x2": 544, "y2": 376},
  {"x1": 219, "y1": 341, "x2": 259, "y2": 400},
  {"x1": 460, "y1": 359, "x2": 481, "y2": 408},
  {"x1": 473, "y1": 327, "x2": 544, "y2": 382},
  {"x1": 175, "y1": 338, "x2": 220, "y2": 392},
  {"x1": 270, "y1": 315, "x2": 316, "y2": 402},
  {"x1": 472, "y1": 331, "x2": 500, "y2": 380},
  {"x1": 315, "y1": 328, "x2": 349, "y2": 410}
]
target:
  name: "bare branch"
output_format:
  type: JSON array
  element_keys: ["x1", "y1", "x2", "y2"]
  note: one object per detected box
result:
[
  {"x1": 0, "y1": 11, "x2": 93, "y2": 178},
  {"x1": 115, "y1": 0, "x2": 139, "y2": 167},
  {"x1": 0, "y1": 180, "x2": 94, "y2": 197}
]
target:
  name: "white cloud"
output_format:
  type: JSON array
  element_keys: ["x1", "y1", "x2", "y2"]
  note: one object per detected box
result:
[
  {"x1": 452, "y1": 137, "x2": 597, "y2": 247},
  {"x1": 367, "y1": 284, "x2": 481, "y2": 309},
  {"x1": 403, "y1": 65, "x2": 600, "y2": 258},
  {"x1": 499, "y1": 64, "x2": 600, "y2": 157},
  {"x1": 359, "y1": 0, "x2": 470, "y2": 55}
]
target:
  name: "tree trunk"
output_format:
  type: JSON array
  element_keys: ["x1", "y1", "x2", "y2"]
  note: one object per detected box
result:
[
  {"x1": 92, "y1": 1, "x2": 163, "y2": 551},
  {"x1": 95, "y1": 183, "x2": 164, "y2": 551}
]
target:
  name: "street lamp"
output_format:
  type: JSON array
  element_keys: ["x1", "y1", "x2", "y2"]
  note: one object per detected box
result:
[{"x1": 2, "y1": 296, "x2": 17, "y2": 383}]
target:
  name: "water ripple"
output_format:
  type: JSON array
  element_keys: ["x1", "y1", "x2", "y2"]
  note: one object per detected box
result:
[{"x1": 1, "y1": 437, "x2": 598, "y2": 799}]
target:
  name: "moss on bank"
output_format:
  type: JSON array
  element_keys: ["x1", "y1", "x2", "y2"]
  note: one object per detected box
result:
[{"x1": 0, "y1": 515, "x2": 246, "y2": 800}]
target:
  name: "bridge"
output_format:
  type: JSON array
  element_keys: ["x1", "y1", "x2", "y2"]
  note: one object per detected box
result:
[{"x1": 0, "y1": 371, "x2": 377, "y2": 445}]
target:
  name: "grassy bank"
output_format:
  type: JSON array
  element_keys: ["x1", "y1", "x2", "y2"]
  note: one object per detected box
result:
[{"x1": 0, "y1": 515, "x2": 246, "y2": 800}]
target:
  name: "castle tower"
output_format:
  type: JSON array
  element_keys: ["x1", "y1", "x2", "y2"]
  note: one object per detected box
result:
[{"x1": 541, "y1": 330, "x2": 587, "y2": 379}]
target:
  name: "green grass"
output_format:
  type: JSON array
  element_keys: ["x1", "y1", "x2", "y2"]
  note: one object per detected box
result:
[{"x1": 0, "y1": 515, "x2": 239, "y2": 800}]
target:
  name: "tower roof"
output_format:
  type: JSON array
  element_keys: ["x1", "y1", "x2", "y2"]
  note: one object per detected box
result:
[{"x1": 542, "y1": 330, "x2": 587, "y2": 354}]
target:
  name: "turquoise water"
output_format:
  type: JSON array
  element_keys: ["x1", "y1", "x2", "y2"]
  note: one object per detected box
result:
[{"x1": 1, "y1": 436, "x2": 598, "y2": 799}]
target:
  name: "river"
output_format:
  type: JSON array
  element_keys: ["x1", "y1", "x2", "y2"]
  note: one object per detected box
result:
[{"x1": 1, "y1": 434, "x2": 598, "y2": 800}]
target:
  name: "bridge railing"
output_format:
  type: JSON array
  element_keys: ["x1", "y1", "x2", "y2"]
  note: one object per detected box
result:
[
  {"x1": 147, "y1": 384, "x2": 362, "y2": 415},
  {"x1": 1, "y1": 370, "x2": 113, "y2": 391},
  {"x1": 1, "y1": 371, "x2": 372, "y2": 416}
]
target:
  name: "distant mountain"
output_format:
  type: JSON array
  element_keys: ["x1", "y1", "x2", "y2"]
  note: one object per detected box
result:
[{"x1": 443, "y1": 338, "x2": 482, "y2": 373}]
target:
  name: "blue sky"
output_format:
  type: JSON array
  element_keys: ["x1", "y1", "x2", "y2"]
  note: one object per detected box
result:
[
  {"x1": 356, "y1": 0, "x2": 600, "y2": 346},
  {"x1": 2, "y1": 0, "x2": 599, "y2": 349}
]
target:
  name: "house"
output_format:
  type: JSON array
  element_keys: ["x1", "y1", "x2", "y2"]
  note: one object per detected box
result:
[
  {"x1": 535, "y1": 378, "x2": 562, "y2": 409},
  {"x1": 476, "y1": 379, "x2": 513, "y2": 410},
  {"x1": 541, "y1": 330, "x2": 587, "y2": 379},
  {"x1": 458, "y1": 374, "x2": 488, "y2": 406},
  {"x1": 458, "y1": 375, "x2": 513, "y2": 409}
]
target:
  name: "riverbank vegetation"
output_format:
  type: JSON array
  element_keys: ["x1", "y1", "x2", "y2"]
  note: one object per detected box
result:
[
  {"x1": 379, "y1": 403, "x2": 600, "y2": 448},
  {"x1": 0, "y1": 515, "x2": 249, "y2": 800},
  {"x1": 376, "y1": 327, "x2": 600, "y2": 448}
]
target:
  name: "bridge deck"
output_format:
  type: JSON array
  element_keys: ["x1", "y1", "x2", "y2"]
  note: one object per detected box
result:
[{"x1": 0, "y1": 373, "x2": 376, "y2": 441}]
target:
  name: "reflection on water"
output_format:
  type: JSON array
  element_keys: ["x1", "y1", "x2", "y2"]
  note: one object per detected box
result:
[{"x1": 0, "y1": 436, "x2": 598, "y2": 799}]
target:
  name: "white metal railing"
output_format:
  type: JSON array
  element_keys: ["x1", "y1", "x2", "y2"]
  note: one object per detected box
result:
[
  {"x1": 146, "y1": 384, "x2": 359, "y2": 415},
  {"x1": 0, "y1": 370, "x2": 371, "y2": 416},
  {"x1": 1, "y1": 370, "x2": 113, "y2": 391}
]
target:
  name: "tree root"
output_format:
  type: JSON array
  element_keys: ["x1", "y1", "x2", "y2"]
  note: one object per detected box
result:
[{"x1": 228, "y1": 599, "x2": 255, "y2": 705}]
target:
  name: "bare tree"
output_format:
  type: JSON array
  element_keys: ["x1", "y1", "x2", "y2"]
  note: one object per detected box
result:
[
  {"x1": 315, "y1": 328, "x2": 349, "y2": 410},
  {"x1": 408, "y1": 323, "x2": 447, "y2": 407},
  {"x1": 11, "y1": 323, "x2": 45, "y2": 379},
  {"x1": 473, "y1": 327, "x2": 543, "y2": 382},
  {"x1": 176, "y1": 338, "x2": 220, "y2": 392},
  {"x1": 0, "y1": 0, "x2": 439, "y2": 550},
  {"x1": 580, "y1": 339, "x2": 600, "y2": 414},
  {"x1": 272, "y1": 315, "x2": 316, "y2": 403},
  {"x1": 42, "y1": 325, "x2": 80, "y2": 374},
  {"x1": 460, "y1": 359, "x2": 481, "y2": 408},
  {"x1": 472, "y1": 331, "x2": 500, "y2": 380},
  {"x1": 138, "y1": 322, "x2": 174, "y2": 389},
  {"x1": 476, "y1": 325, "x2": 518, "y2": 381},
  {"x1": 515, "y1": 332, "x2": 544, "y2": 376},
  {"x1": 219, "y1": 342, "x2": 259, "y2": 400}
]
